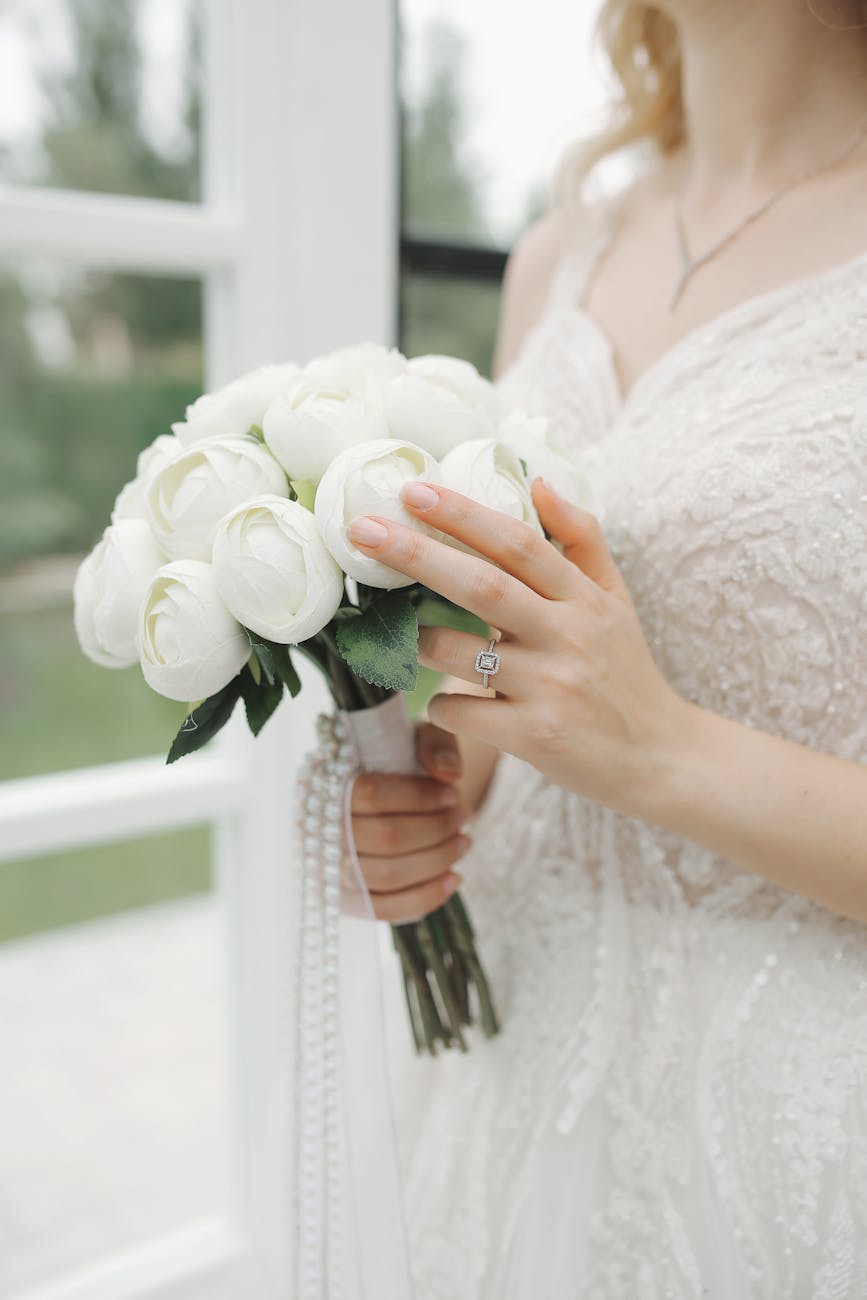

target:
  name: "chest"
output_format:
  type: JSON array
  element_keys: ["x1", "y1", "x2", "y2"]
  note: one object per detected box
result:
[
  {"x1": 578, "y1": 175, "x2": 867, "y2": 404},
  {"x1": 497, "y1": 278, "x2": 867, "y2": 755}
]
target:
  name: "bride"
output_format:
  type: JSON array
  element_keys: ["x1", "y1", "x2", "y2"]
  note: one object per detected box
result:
[{"x1": 343, "y1": 0, "x2": 867, "y2": 1294}]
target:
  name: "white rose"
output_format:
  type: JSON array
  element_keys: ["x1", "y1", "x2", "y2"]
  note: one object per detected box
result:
[
  {"x1": 212, "y1": 494, "x2": 344, "y2": 643},
  {"x1": 497, "y1": 409, "x2": 591, "y2": 508},
  {"x1": 438, "y1": 437, "x2": 542, "y2": 554},
  {"x1": 172, "y1": 362, "x2": 302, "y2": 446},
  {"x1": 73, "y1": 519, "x2": 165, "y2": 668},
  {"x1": 146, "y1": 435, "x2": 288, "y2": 561},
  {"x1": 303, "y1": 340, "x2": 407, "y2": 390},
  {"x1": 110, "y1": 435, "x2": 181, "y2": 523},
  {"x1": 314, "y1": 438, "x2": 442, "y2": 589},
  {"x1": 384, "y1": 353, "x2": 499, "y2": 458},
  {"x1": 138, "y1": 559, "x2": 250, "y2": 703},
  {"x1": 262, "y1": 370, "x2": 389, "y2": 485}
]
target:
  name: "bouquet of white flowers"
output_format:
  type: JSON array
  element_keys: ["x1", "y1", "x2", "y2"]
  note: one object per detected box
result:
[{"x1": 74, "y1": 341, "x2": 588, "y2": 1057}]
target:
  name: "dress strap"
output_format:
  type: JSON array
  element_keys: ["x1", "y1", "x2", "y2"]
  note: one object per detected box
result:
[{"x1": 543, "y1": 185, "x2": 631, "y2": 318}]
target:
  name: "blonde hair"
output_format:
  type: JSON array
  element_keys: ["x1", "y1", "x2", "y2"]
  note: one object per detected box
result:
[{"x1": 552, "y1": 1, "x2": 685, "y2": 215}]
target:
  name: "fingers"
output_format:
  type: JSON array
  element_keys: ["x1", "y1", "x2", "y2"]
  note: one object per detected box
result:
[
  {"x1": 426, "y1": 689, "x2": 519, "y2": 752},
  {"x1": 531, "y1": 478, "x2": 625, "y2": 596},
  {"x1": 360, "y1": 828, "x2": 471, "y2": 892},
  {"x1": 367, "y1": 865, "x2": 465, "y2": 925},
  {"x1": 399, "y1": 480, "x2": 582, "y2": 600},
  {"x1": 350, "y1": 771, "x2": 460, "y2": 815},
  {"x1": 352, "y1": 803, "x2": 468, "y2": 858},
  {"x1": 415, "y1": 719, "x2": 463, "y2": 782},
  {"x1": 346, "y1": 514, "x2": 551, "y2": 643},
  {"x1": 418, "y1": 624, "x2": 535, "y2": 697}
]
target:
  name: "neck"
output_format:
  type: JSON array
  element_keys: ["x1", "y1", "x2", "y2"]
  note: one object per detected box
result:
[{"x1": 658, "y1": 0, "x2": 867, "y2": 201}]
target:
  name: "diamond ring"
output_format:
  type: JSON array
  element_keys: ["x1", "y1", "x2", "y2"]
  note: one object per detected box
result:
[{"x1": 474, "y1": 637, "x2": 501, "y2": 689}]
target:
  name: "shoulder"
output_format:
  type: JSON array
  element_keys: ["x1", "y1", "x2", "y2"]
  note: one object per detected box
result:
[
  {"x1": 490, "y1": 174, "x2": 656, "y2": 379},
  {"x1": 491, "y1": 207, "x2": 575, "y2": 379}
]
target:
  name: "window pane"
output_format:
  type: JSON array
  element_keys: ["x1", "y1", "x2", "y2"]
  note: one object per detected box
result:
[
  {"x1": 0, "y1": 825, "x2": 210, "y2": 943},
  {"x1": 399, "y1": 2, "x2": 610, "y2": 247},
  {"x1": 0, "y1": 0, "x2": 201, "y2": 201},
  {"x1": 0, "y1": 261, "x2": 203, "y2": 777},
  {"x1": 0, "y1": 869, "x2": 230, "y2": 1292},
  {"x1": 400, "y1": 271, "x2": 502, "y2": 376}
]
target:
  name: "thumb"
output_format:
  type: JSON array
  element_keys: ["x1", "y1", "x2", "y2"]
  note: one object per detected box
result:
[
  {"x1": 416, "y1": 720, "x2": 462, "y2": 783},
  {"x1": 531, "y1": 476, "x2": 625, "y2": 596}
]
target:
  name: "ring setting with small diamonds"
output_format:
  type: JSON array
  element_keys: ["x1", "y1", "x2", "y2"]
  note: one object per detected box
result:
[{"x1": 474, "y1": 637, "x2": 501, "y2": 689}]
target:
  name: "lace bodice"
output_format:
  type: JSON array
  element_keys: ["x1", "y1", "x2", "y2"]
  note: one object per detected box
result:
[{"x1": 388, "y1": 189, "x2": 867, "y2": 1299}]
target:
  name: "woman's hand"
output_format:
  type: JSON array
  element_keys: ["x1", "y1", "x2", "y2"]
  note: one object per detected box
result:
[
  {"x1": 347, "y1": 477, "x2": 694, "y2": 822},
  {"x1": 349, "y1": 720, "x2": 472, "y2": 923}
]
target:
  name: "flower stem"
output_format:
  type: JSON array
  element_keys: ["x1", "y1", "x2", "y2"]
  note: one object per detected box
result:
[
  {"x1": 417, "y1": 918, "x2": 468, "y2": 1052},
  {"x1": 442, "y1": 893, "x2": 501, "y2": 1038},
  {"x1": 391, "y1": 922, "x2": 445, "y2": 1055}
]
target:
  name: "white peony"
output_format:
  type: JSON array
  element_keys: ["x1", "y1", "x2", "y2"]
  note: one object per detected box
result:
[
  {"x1": 384, "y1": 353, "x2": 499, "y2": 458},
  {"x1": 146, "y1": 436, "x2": 289, "y2": 561},
  {"x1": 497, "y1": 409, "x2": 592, "y2": 509},
  {"x1": 212, "y1": 494, "x2": 344, "y2": 643},
  {"x1": 303, "y1": 340, "x2": 407, "y2": 391},
  {"x1": 73, "y1": 519, "x2": 165, "y2": 668},
  {"x1": 262, "y1": 369, "x2": 390, "y2": 485},
  {"x1": 314, "y1": 438, "x2": 442, "y2": 589},
  {"x1": 438, "y1": 437, "x2": 543, "y2": 554},
  {"x1": 171, "y1": 362, "x2": 302, "y2": 446},
  {"x1": 138, "y1": 559, "x2": 250, "y2": 702},
  {"x1": 110, "y1": 434, "x2": 181, "y2": 524}
]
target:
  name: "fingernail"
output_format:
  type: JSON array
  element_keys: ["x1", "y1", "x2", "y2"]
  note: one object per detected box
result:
[
  {"x1": 348, "y1": 516, "x2": 388, "y2": 547},
  {"x1": 437, "y1": 784, "x2": 460, "y2": 805},
  {"x1": 433, "y1": 748, "x2": 461, "y2": 772},
  {"x1": 401, "y1": 481, "x2": 440, "y2": 510},
  {"x1": 444, "y1": 872, "x2": 462, "y2": 896},
  {"x1": 536, "y1": 476, "x2": 559, "y2": 498}
]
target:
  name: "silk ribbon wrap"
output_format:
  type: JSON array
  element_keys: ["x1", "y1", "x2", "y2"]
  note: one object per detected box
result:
[{"x1": 291, "y1": 692, "x2": 419, "y2": 1299}]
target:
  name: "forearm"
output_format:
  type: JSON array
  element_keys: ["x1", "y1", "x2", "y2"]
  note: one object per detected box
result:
[{"x1": 645, "y1": 700, "x2": 867, "y2": 925}]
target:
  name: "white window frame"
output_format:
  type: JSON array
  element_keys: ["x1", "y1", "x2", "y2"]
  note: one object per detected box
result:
[{"x1": 0, "y1": 0, "x2": 397, "y2": 1296}]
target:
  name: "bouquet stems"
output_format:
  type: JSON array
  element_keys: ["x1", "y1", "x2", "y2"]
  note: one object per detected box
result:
[
  {"x1": 390, "y1": 895, "x2": 500, "y2": 1055},
  {"x1": 324, "y1": 661, "x2": 501, "y2": 1057}
]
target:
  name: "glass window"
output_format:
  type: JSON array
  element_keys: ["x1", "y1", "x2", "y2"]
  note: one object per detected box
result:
[
  {"x1": 399, "y1": 1, "x2": 611, "y2": 248},
  {"x1": 399, "y1": 270, "x2": 502, "y2": 375},
  {"x1": 0, "y1": 0, "x2": 201, "y2": 201},
  {"x1": 0, "y1": 858, "x2": 229, "y2": 1291},
  {"x1": 0, "y1": 262, "x2": 203, "y2": 778}
]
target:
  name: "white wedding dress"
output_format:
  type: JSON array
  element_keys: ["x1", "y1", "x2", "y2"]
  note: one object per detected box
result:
[{"x1": 381, "y1": 187, "x2": 867, "y2": 1298}]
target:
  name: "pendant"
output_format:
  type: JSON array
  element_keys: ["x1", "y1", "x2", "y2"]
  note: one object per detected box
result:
[{"x1": 670, "y1": 258, "x2": 694, "y2": 312}]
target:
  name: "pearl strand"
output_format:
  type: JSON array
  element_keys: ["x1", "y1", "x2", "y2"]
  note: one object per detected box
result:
[{"x1": 291, "y1": 710, "x2": 359, "y2": 1297}]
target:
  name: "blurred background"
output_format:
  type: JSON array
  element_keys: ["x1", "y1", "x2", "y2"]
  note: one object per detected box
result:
[{"x1": 0, "y1": 0, "x2": 615, "y2": 1294}]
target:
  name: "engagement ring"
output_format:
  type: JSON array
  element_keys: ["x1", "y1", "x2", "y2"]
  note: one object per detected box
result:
[{"x1": 474, "y1": 637, "x2": 501, "y2": 689}]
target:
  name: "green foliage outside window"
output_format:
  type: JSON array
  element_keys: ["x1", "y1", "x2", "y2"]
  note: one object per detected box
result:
[{"x1": 0, "y1": 4, "x2": 528, "y2": 939}]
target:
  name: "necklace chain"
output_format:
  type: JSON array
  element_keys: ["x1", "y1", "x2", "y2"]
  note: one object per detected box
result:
[{"x1": 671, "y1": 106, "x2": 867, "y2": 311}]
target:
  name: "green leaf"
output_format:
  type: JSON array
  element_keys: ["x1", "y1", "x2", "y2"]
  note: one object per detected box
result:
[
  {"x1": 289, "y1": 478, "x2": 316, "y2": 511},
  {"x1": 518, "y1": 456, "x2": 528, "y2": 477},
  {"x1": 246, "y1": 632, "x2": 302, "y2": 697},
  {"x1": 166, "y1": 676, "x2": 242, "y2": 764},
  {"x1": 415, "y1": 593, "x2": 490, "y2": 638},
  {"x1": 240, "y1": 664, "x2": 284, "y2": 736},
  {"x1": 336, "y1": 590, "x2": 419, "y2": 692},
  {"x1": 248, "y1": 634, "x2": 277, "y2": 685},
  {"x1": 246, "y1": 423, "x2": 265, "y2": 442}
]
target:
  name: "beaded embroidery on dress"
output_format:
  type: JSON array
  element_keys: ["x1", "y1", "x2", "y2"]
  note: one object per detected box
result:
[{"x1": 383, "y1": 185, "x2": 867, "y2": 1299}]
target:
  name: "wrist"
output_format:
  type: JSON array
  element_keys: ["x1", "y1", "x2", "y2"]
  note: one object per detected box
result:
[{"x1": 630, "y1": 691, "x2": 715, "y2": 830}]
